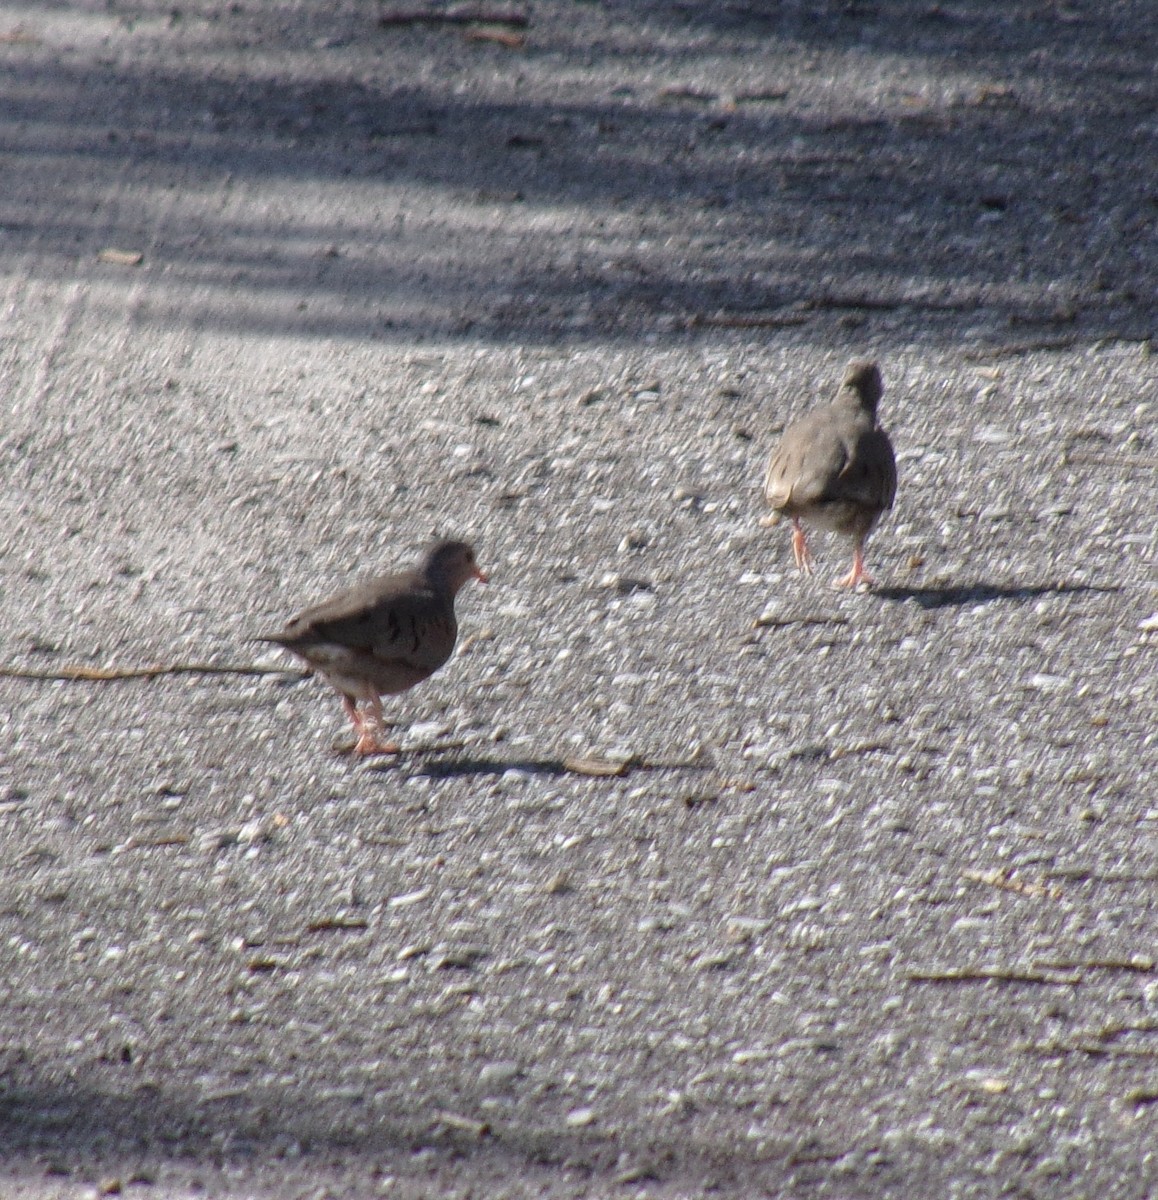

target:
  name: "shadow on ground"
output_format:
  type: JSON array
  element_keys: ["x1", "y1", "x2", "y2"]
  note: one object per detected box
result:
[
  {"x1": 0, "y1": 1072, "x2": 862, "y2": 1194},
  {"x1": 1, "y1": 0, "x2": 1153, "y2": 345},
  {"x1": 872, "y1": 580, "x2": 1122, "y2": 609}
]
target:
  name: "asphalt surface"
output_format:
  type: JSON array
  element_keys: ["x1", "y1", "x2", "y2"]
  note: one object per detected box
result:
[{"x1": 1, "y1": 1, "x2": 1156, "y2": 1196}]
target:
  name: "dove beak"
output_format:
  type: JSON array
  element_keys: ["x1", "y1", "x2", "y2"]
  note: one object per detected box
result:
[{"x1": 472, "y1": 565, "x2": 490, "y2": 584}]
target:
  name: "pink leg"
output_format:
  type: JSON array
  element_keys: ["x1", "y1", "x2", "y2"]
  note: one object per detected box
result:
[
  {"x1": 791, "y1": 518, "x2": 815, "y2": 575},
  {"x1": 341, "y1": 694, "x2": 398, "y2": 756},
  {"x1": 358, "y1": 694, "x2": 401, "y2": 756},
  {"x1": 341, "y1": 695, "x2": 365, "y2": 739},
  {"x1": 338, "y1": 700, "x2": 384, "y2": 753},
  {"x1": 834, "y1": 541, "x2": 875, "y2": 589}
]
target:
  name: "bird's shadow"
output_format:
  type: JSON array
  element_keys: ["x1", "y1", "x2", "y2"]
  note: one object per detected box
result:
[
  {"x1": 367, "y1": 753, "x2": 712, "y2": 780},
  {"x1": 872, "y1": 581, "x2": 1120, "y2": 610},
  {"x1": 411, "y1": 756, "x2": 569, "y2": 780}
]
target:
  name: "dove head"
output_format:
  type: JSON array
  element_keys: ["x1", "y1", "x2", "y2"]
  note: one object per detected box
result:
[
  {"x1": 841, "y1": 360, "x2": 883, "y2": 416},
  {"x1": 422, "y1": 539, "x2": 489, "y2": 594}
]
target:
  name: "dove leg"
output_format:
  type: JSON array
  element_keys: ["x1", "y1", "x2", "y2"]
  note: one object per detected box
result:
[
  {"x1": 341, "y1": 690, "x2": 401, "y2": 757},
  {"x1": 341, "y1": 695, "x2": 365, "y2": 737},
  {"x1": 790, "y1": 518, "x2": 815, "y2": 575},
  {"x1": 835, "y1": 541, "x2": 875, "y2": 589},
  {"x1": 358, "y1": 693, "x2": 401, "y2": 756},
  {"x1": 341, "y1": 694, "x2": 381, "y2": 756}
]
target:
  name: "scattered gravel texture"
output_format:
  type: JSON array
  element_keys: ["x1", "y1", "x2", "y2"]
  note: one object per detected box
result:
[{"x1": 1, "y1": 1, "x2": 1156, "y2": 1197}]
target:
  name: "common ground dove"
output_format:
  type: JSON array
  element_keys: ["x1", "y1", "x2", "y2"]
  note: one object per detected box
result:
[
  {"x1": 763, "y1": 360, "x2": 897, "y2": 588},
  {"x1": 259, "y1": 539, "x2": 487, "y2": 755}
]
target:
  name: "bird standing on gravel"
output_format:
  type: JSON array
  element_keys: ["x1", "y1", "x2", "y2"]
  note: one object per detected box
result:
[
  {"x1": 763, "y1": 360, "x2": 897, "y2": 589},
  {"x1": 259, "y1": 539, "x2": 488, "y2": 756}
]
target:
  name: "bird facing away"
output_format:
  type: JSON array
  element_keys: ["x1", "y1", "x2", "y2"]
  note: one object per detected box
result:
[
  {"x1": 763, "y1": 360, "x2": 897, "y2": 588},
  {"x1": 259, "y1": 539, "x2": 488, "y2": 756}
]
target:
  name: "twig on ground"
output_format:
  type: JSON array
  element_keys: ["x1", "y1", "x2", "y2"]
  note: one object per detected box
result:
[
  {"x1": 114, "y1": 835, "x2": 192, "y2": 851},
  {"x1": 688, "y1": 310, "x2": 811, "y2": 330},
  {"x1": 1032, "y1": 957, "x2": 1155, "y2": 974},
  {"x1": 962, "y1": 868, "x2": 1062, "y2": 899},
  {"x1": 0, "y1": 662, "x2": 306, "y2": 682},
  {"x1": 753, "y1": 613, "x2": 849, "y2": 629},
  {"x1": 379, "y1": 6, "x2": 528, "y2": 28},
  {"x1": 963, "y1": 337, "x2": 1077, "y2": 360},
  {"x1": 306, "y1": 917, "x2": 370, "y2": 933},
  {"x1": 562, "y1": 752, "x2": 708, "y2": 778},
  {"x1": 1062, "y1": 448, "x2": 1158, "y2": 470},
  {"x1": 828, "y1": 740, "x2": 892, "y2": 760},
  {"x1": 561, "y1": 756, "x2": 627, "y2": 778},
  {"x1": 1022, "y1": 1040, "x2": 1158, "y2": 1060},
  {"x1": 802, "y1": 293, "x2": 981, "y2": 314},
  {"x1": 906, "y1": 966, "x2": 1082, "y2": 985},
  {"x1": 465, "y1": 27, "x2": 525, "y2": 46}
]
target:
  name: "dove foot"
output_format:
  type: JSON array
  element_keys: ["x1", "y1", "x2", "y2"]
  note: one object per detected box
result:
[
  {"x1": 352, "y1": 734, "x2": 402, "y2": 757},
  {"x1": 791, "y1": 519, "x2": 815, "y2": 576},
  {"x1": 834, "y1": 546, "x2": 875, "y2": 590}
]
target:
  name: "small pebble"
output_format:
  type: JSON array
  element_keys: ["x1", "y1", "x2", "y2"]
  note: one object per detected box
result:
[
  {"x1": 436, "y1": 1110, "x2": 489, "y2": 1137},
  {"x1": 429, "y1": 944, "x2": 488, "y2": 970},
  {"x1": 407, "y1": 720, "x2": 449, "y2": 743},
  {"x1": 974, "y1": 426, "x2": 1013, "y2": 444},
  {"x1": 698, "y1": 950, "x2": 734, "y2": 971},
  {"x1": 238, "y1": 818, "x2": 271, "y2": 845},
  {"x1": 479, "y1": 1061, "x2": 520, "y2": 1086},
  {"x1": 726, "y1": 916, "x2": 770, "y2": 942},
  {"x1": 201, "y1": 828, "x2": 240, "y2": 853},
  {"x1": 1027, "y1": 673, "x2": 1070, "y2": 691}
]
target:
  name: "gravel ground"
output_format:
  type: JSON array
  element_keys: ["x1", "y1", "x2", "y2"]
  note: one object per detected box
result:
[{"x1": 1, "y1": 1, "x2": 1156, "y2": 1196}]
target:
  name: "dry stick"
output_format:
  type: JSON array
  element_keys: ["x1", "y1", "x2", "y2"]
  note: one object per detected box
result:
[
  {"x1": 829, "y1": 740, "x2": 891, "y2": 760},
  {"x1": 117, "y1": 835, "x2": 192, "y2": 850},
  {"x1": 805, "y1": 292, "x2": 993, "y2": 314},
  {"x1": 691, "y1": 293, "x2": 985, "y2": 328},
  {"x1": 562, "y1": 757, "x2": 627, "y2": 778},
  {"x1": 562, "y1": 754, "x2": 707, "y2": 778},
  {"x1": 1063, "y1": 449, "x2": 1158, "y2": 470},
  {"x1": 907, "y1": 966, "x2": 1082, "y2": 986},
  {"x1": 963, "y1": 337, "x2": 1078, "y2": 360},
  {"x1": 1047, "y1": 871, "x2": 1158, "y2": 884},
  {"x1": 379, "y1": 7, "x2": 528, "y2": 27},
  {"x1": 465, "y1": 28, "x2": 525, "y2": 47},
  {"x1": 961, "y1": 868, "x2": 1062, "y2": 899},
  {"x1": 436, "y1": 1111, "x2": 490, "y2": 1138},
  {"x1": 1020, "y1": 1018, "x2": 1158, "y2": 1057},
  {"x1": 688, "y1": 311, "x2": 811, "y2": 330},
  {"x1": 0, "y1": 663, "x2": 306, "y2": 682},
  {"x1": 306, "y1": 917, "x2": 369, "y2": 933},
  {"x1": 1033, "y1": 957, "x2": 1156, "y2": 974},
  {"x1": 1025, "y1": 1042, "x2": 1158, "y2": 1060},
  {"x1": 754, "y1": 613, "x2": 849, "y2": 629}
]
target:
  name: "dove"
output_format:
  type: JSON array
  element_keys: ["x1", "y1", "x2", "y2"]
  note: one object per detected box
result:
[
  {"x1": 763, "y1": 360, "x2": 897, "y2": 588},
  {"x1": 259, "y1": 539, "x2": 487, "y2": 755}
]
